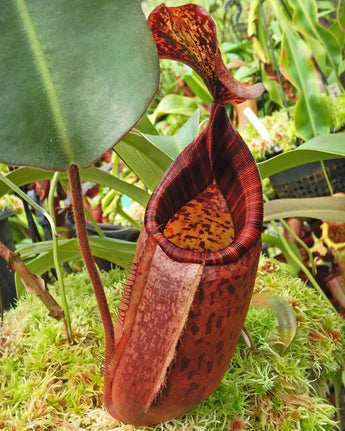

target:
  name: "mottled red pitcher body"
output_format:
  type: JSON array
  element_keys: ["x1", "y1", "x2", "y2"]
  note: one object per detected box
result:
[{"x1": 104, "y1": 104, "x2": 263, "y2": 425}]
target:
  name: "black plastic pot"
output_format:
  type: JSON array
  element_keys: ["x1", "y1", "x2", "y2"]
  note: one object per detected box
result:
[
  {"x1": 0, "y1": 210, "x2": 17, "y2": 310},
  {"x1": 65, "y1": 210, "x2": 140, "y2": 271},
  {"x1": 270, "y1": 158, "x2": 345, "y2": 198}
]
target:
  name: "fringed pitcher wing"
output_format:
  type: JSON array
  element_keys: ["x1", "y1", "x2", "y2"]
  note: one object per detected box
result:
[{"x1": 104, "y1": 104, "x2": 263, "y2": 426}]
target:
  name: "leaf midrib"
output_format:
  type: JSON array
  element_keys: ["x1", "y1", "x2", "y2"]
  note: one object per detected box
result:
[{"x1": 15, "y1": 0, "x2": 73, "y2": 163}]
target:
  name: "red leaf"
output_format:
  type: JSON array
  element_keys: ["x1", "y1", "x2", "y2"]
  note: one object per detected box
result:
[{"x1": 148, "y1": 4, "x2": 265, "y2": 104}]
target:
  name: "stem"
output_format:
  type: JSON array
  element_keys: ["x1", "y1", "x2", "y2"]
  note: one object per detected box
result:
[
  {"x1": 0, "y1": 240, "x2": 65, "y2": 320},
  {"x1": 48, "y1": 172, "x2": 73, "y2": 343},
  {"x1": 320, "y1": 160, "x2": 334, "y2": 196},
  {"x1": 68, "y1": 164, "x2": 115, "y2": 361},
  {"x1": 280, "y1": 218, "x2": 316, "y2": 275}
]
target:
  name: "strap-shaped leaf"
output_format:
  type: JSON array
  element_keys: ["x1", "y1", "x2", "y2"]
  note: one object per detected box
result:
[
  {"x1": 15, "y1": 237, "x2": 137, "y2": 297},
  {"x1": 258, "y1": 133, "x2": 345, "y2": 178},
  {"x1": 270, "y1": 0, "x2": 330, "y2": 140},
  {"x1": 0, "y1": 0, "x2": 159, "y2": 171},
  {"x1": 264, "y1": 196, "x2": 345, "y2": 222},
  {"x1": 287, "y1": 0, "x2": 342, "y2": 79},
  {"x1": 0, "y1": 166, "x2": 150, "y2": 207}
]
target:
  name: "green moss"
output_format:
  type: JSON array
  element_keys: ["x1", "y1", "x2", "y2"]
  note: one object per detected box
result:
[{"x1": 1, "y1": 258, "x2": 344, "y2": 430}]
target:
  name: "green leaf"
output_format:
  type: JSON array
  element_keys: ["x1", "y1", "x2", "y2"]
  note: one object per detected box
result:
[
  {"x1": 329, "y1": 4, "x2": 345, "y2": 49},
  {"x1": 258, "y1": 133, "x2": 345, "y2": 178},
  {"x1": 0, "y1": 0, "x2": 159, "y2": 171},
  {"x1": 270, "y1": 0, "x2": 331, "y2": 140},
  {"x1": 261, "y1": 233, "x2": 301, "y2": 276},
  {"x1": 143, "y1": 109, "x2": 200, "y2": 159},
  {"x1": 233, "y1": 64, "x2": 260, "y2": 83},
  {"x1": 149, "y1": 94, "x2": 199, "y2": 123},
  {"x1": 15, "y1": 236, "x2": 136, "y2": 297},
  {"x1": 115, "y1": 132, "x2": 173, "y2": 191},
  {"x1": 264, "y1": 196, "x2": 345, "y2": 222},
  {"x1": 247, "y1": 0, "x2": 268, "y2": 64},
  {"x1": 184, "y1": 70, "x2": 213, "y2": 104},
  {"x1": 0, "y1": 168, "x2": 51, "y2": 198},
  {"x1": 134, "y1": 115, "x2": 159, "y2": 135},
  {"x1": 88, "y1": 236, "x2": 136, "y2": 266},
  {"x1": 281, "y1": 27, "x2": 330, "y2": 140},
  {"x1": 0, "y1": 166, "x2": 150, "y2": 207},
  {"x1": 261, "y1": 68, "x2": 285, "y2": 108},
  {"x1": 81, "y1": 167, "x2": 150, "y2": 208},
  {"x1": 116, "y1": 110, "x2": 200, "y2": 191},
  {"x1": 287, "y1": 0, "x2": 342, "y2": 80}
]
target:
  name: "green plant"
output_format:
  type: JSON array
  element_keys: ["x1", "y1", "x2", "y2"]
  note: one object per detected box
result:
[{"x1": 249, "y1": 0, "x2": 345, "y2": 140}]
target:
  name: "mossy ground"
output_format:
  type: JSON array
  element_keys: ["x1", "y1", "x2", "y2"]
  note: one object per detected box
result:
[{"x1": 1, "y1": 257, "x2": 344, "y2": 430}]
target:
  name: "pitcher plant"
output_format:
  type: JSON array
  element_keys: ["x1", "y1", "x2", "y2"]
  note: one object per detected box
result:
[{"x1": 103, "y1": 3, "x2": 264, "y2": 426}]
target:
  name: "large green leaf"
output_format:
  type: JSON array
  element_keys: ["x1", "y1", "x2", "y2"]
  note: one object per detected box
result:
[
  {"x1": 258, "y1": 133, "x2": 345, "y2": 178},
  {"x1": 264, "y1": 196, "x2": 345, "y2": 222},
  {"x1": 0, "y1": 0, "x2": 159, "y2": 171}
]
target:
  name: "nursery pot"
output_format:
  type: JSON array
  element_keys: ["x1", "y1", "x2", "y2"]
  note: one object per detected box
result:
[
  {"x1": 270, "y1": 159, "x2": 345, "y2": 198},
  {"x1": 65, "y1": 211, "x2": 140, "y2": 271},
  {"x1": 0, "y1": 210, "x2": 17, "y2": 309}
]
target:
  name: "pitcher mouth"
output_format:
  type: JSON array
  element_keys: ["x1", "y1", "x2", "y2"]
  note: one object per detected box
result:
[
  {"x1": 144, "y1": 104, "x2": 263, "y2": 266},
  {"x1": 145, "y1": 182, "x2": 261, "y2": 266}
]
